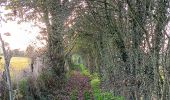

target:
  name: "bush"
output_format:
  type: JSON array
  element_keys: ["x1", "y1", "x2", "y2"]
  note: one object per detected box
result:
[
  {"x1": 83, "y1": 90, "x2": 91, "y2": 100},
  {"x1": 79, "y1": 64, "x2": 85, "y2": 71},
  {"x1": 0, "y1": 80, "x2": 8, "y2": 100},
  {"x1": 91, "y1": 73, "x2": 99, "y2": 80},
  {"x1": 90, "y1": 78, "x2": 100, "y2": 90},
  {"x1": 37, "y1": 69, "x2": 57, "y2": 89},
  {"x1": 67, "y1": 61, "x2": 124, "y2": 100},
  {"x1": 18, "y1": 78, "x2": 28, "y2": 96},
  {"x1": 90, "y1": 78, "x2": 124, "y2": 100},
  {"x1": 66, "y1": 72, "x2": 93, "y2": 100},
  {"x1": 81, "y1": 69, "x2": 91, "y2": 77},
  {"x1": 70, "y1": 90, "x2": 78, "y2": 100},
  {"x1": 72, "y1": 64, "x2": 86, "y2": 72}
]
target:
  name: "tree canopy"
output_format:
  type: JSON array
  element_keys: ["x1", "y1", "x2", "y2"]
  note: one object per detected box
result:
[{"x1": 0, "y1": 0, "x2": 170, "y2": 100}]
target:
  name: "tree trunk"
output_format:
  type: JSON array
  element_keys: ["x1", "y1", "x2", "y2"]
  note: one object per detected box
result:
[
  {"x1": 0, "y1": 34, "x2": 12, "y2": 100},
  {"x1": 48, "y1": 0, "x2": 65, "y2": 78}
]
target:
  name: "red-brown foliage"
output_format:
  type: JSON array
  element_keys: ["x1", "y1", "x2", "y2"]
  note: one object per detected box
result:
[{"x1": 65, "y1": 71, "x2": 93, "y2": 100}]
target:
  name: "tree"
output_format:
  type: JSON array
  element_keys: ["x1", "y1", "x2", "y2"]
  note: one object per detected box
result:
[
  {"x1": 1, "y1": 0, "x2": 170, "y2": 99},
  {"x1": 0, "y1": 33, "x2": 12, "y2": 100},
  {"x1": 66, "y1": 0, "x2": 170, "y2": 99}
]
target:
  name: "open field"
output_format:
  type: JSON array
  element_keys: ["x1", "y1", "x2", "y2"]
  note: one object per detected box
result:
[{"x1": 0, "y1": 57, "x2": 30, "y2": 75}]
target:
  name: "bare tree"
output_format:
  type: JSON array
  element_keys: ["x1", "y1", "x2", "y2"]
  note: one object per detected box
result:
[{"x1": 0, "y1": 33, "x2": 12, "y2": 100}]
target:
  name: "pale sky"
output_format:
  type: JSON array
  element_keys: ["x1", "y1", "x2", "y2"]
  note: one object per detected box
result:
[
  {"x1": 0, "y1": 21, "x2": 40, "y2": 51},
  {"x1": 0, "y1": 6, "x2": 41, "y2": 51}
]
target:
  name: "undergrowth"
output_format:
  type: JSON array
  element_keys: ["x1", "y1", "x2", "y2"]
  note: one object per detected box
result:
[
  {"x1": 68, "y1": 63, "x2": 124, "y2": 100},
  {"x1": 1, "y1": 61, "x2": 124, "y2": 100}
]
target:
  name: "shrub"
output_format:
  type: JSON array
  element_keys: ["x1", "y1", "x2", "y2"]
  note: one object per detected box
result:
[
  {"x1": 66, "y1": 72, "x2": 93, "y2": 100},
  {"x1": 90, "y1": 78, "x2": 100, "y2": 90},
  {"x1": 83, "y1": 90, "x2": 91, "y2": 100},
  {"x1": 81, "y1": 69, "x2": 91, "y2": 77},
  {"x1": 91, "y1": 73, "x2": 99, "y2": 80},
  {"x1": 37, "y1": 69, "x2": 57, "y2": 89},
  {"x1": 90, "y1": 78, "x2": 124, "y2": 100},
  {"x1": 72, "y1": 64, "x2": 86, "y2": 72},
  {"x1": 70, "y1": 90, "x2": 78, "y2": 100},
  {"x1": 18, "y1": 78, "x2": 28, "y2": 96},
  {"x1": 0, "y1": 80, "x2": 8, "y2": 100},
  {"x1": 79, "y1": 64, "x2": 85, "y2": 72}
]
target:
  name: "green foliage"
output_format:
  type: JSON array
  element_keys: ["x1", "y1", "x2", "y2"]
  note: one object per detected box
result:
[
  {"x1": 91, "y1": 73, "x2": 99, "y2": 80},
  {"x1": 81, "y1": 69, "x2": 91, "y2": 77},
  {"x1": 71, "y1": 63, "x2": 86, "y2": 71},
  {"x1": 90, "y1": 76, "x2": 124, "y2": 100},
  {"x1": 75, "y1": 64, "x2": 100, "y2": 81},
  {"x1": 38, "y1": 69, "x2": 53, "y2": 81},
  {"x1": 79, "y1": 64, "x2": 85, "y2": 71},
  {"x1": 37, "y1": 68, "x2": 60, "y2": 91},
  {"x1": 70, "y1": 54, "x2": 86, "y2": 72},
  {"x1": 83, "y1": 91, "x2": 91, "y2": 100},
  {"x1": 18, "y1": 78, "x2": 28, "y2": 96},
  {"x1": 74, "y1": 65, "x2": 124, "y2": 100},
  {"x1": 93, "y1": 91, "x2": 124, "y2": 100},
  {"x1": 39, "y1": 96, "x2": 49, "y2": 100},
  {"x1": 72, "y1": 63, "x2": 91, "y2": 77},
  {"x1": 0, "y1": 80, "x2": 8, "y2": 100},
  {"x1": 72, "y1": 54, "x2": 83, "y2": 65},
  {"x1": 90, "y1": 78, "x2": 100, "y2": 89},
  {"x1": 70, "y1": 90, "x2": 78, "y2": 100},
  {"x1": 18, "y1": 78, "x2": 38, "y2": 100}
]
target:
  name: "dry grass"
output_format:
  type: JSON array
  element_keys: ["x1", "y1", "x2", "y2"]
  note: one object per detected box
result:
[{"x1": 0, "y1": 57, "x2": 30, "y2": 78}]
